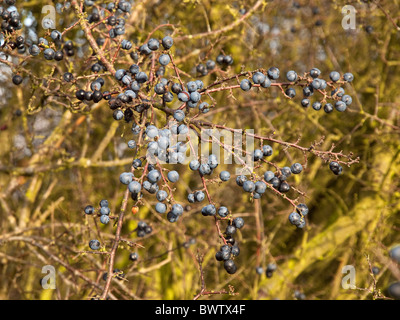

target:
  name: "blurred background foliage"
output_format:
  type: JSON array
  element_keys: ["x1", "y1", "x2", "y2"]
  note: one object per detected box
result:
[{"x1": 0, "y1": 0, "x2": 399, "y2": 300}]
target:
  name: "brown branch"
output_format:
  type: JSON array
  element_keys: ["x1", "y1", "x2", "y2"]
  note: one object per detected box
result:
[
  {"x1": 193, "y1": 251, "x2": 238, "y2": 300},
  {"x1": 373, "y1": 0, "x2": 400, "y2": 31},
  {"x1": 100, "y1": 185, "x2": 131, "y2": 300},
  {"x1": 7, "y1": 236, "x2": 118, "y2": 300},
  {"x1": 176, "y1": 0, "x2": 265, "y2": 41},
  {"x1": 72, "y1": 0, "x2": 116, "y2": 74}
]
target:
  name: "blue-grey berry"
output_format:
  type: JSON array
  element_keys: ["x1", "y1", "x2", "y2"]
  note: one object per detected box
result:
[
  {"x1": 29, "y1": 44, "x2": 40, "y2": 56},
  {"x1": 194, "y1": 191, "x2": 205, "y2": 202},
  {"x1": 240, "y1": 79, "x2": 252, "y2": 91},
  {"x1": 389, "y1": 246, "x2": 400, "y2": 263},
  {"x1": 147, "y1": 170, "x2": 161, "y2": 183},
  {"x1": 301, "y1": 99, "x2": 310, "y2": 108},
  {"x1": 329, "y1": 161, "x2": 343, "y2": 175},
  {"x1": 139, "y1": 43, "x2": 151, "y2": 55},
  {"x1": 173, "y1": 110, "x2": 185, "y2": 122},
  {"x1": 171, "y1": 203, "x2": 184, "y2": 216},
  {"x1": 186, "y1": 81, "x2": 198, "y2": 92},
  {"x1": 253, "y1": 192, "x2": 262, "y2": 199},
  {"x1": 218, "y1": 206, "x2": 229, "y2": 217},
  {"x1": 312, "y1": 101, "x2": 322, "y2": 111},
  {"x1": 252, "y1": 72, "x2": 266, "y2": 84},
  {"x1": 199, "y1": 102, "x2": 209, "y2": 112},
  {"x1": 128, "y1": 181, "x2": 142, "y2": 193},
  {"x1": 84, "y1": 205, "x2": 95, "y2": 215},
  {"x1": 187, "y1": 193, "x2": 195, "y2": 203},
  {"x1": 159, "y1": 54, "x2": 170, "y2": 66},
  {"x1": 270, "y1": 177, "x2": 280, "y2": 189},
  {"x1": 343, "y1": 73, "x2": 354, "y2": 82},
  {"x1": 285, "y1": 88, "x2": 296, "y2": 98},
  {"x1": 236, "y1": 175, "x2": 247, "y2": 186},
  {"x1": 324, "y1": 103, "x2": 333, "y2": 113},
  {"x1": 289, "y1": 212, "x2": 301, "y2": 225},
  {"x1": 135, "y1": 71, "x2": 148, "y2": 83},
  {"x1": 127, "y1": 140, "x2": 136, "y2": 149},
  {"x1": 162, "y1": 36, "x2": 173, "y2": 49},
  {"x1": 155, "y1": 202, "x2": 167, "y2": 214},
  {"x1": 267, "y1": 263, "x2": 277, "y2": 272},
  {"x1": 329, "y1": 71, "x2": 340, "y2": 82},
  {"x1": 243, "y1": 180, "x2": 255, "y2": 193},
  {"x1": 255, "y1": 181, "x2": 267, "y2": 194},
  {"x1": 290, "y1": 163, "x2": 303, "y2": 174},
  {"x1": 231, "y1": 245, "x2": 240, "y2": 257},
  {"x1": 156, "y1": 190, "x2": 168, "y2": 202},
  {"x1": 310, "y1": 68, "x2": 321, "y2": 78},
  {"x1": 190, "y1": 91, "x2": 201, "y2": 102},
  {"x1": 89, "y1": 239, "x2": 101, "y2": 250},
  {"x1": 296, "y1": 203, "x2": 309, "y2": 216},
  {"x1": 208, "y1": 154, "x2": 218, "y2": 169},
  {"x1": 177, "y1": 124, "x2": 188, "y2": 135},
  {"x1": 146, "y1": 125, "x2": 159, "y2": 138},
  {"x1": 199, "y1": 163, "x2": 212, "y2": 175},
  {"x1": 286, "y1": 70, "x2": 298, "y2": 82},
  {"x1": 100, "y1": 199, "x2": 109, "y2": 207},
  {"x1": 331, "y1": 87, "x2": 345, "y2": 98},
  {"x1": 43, "y1": 48, "x2": 55, "y2": 60},
  {"x1": 261, "y1": 77, "x2": 272, "y2": 88},
  {"x1": 147, "y1": 38, "x2": 159, "y2": 51},
  {"x1": 167, "y1": 170, "x2": 179, "y2": 183},
  {"x1": 341, "y1": 95, "x2": 352, "y2": 105},
  {"x1": 201, "y1": 204, "x2": 216, "y2": 216},
  {"x1": 178, "y1": 92, "x2": 190, "y2": 102},
  {"x1": 263, "y1": 145, "x2": 273, "y2": 157},
  {"x1": 157, "y1": 136, "x2": 169, "y2": 150},
  {"x1": 311, "y1": 79, "x2": 321, "y2": 90},
  {"x1": 100, "y1": 215, "x2": 110, "y2": 224},
  {"x1": 167, "y1": 211, "x2": 179, "y2": 223},
  {"x1": 113, "y1": 110, "x2": 124, "y2": 121},
  {"x1": 264, "y1": 171, "x2": 275, "y2": 182},
  {"x1": 195, "y1": 80, "x2": 204, "y2": 90},
  {"x1": 115, "y1": 69, "x2": 126, "y2": 80},
  {"x1": 233, "y1": 217, "x2": 244, "y2": 229},
  {"x1": 303, "y1": 86, "x2": 314, "y2": 97},
  {"x1": 100, "y1": 206, "x2": 110, "y2": 216},
  {"x1": 297, "y1": 219, "x2": 306, "y2": 229},
  {"x1": 335, "y1": 101, "x2": 347, "y2": 112},
  {"x1": 226, "y1": 225, "x2": 236, "y2": 235},
  {"x1": 163, "y1": 92, "x2": 174, "y2": 102},
  {"x1": 189, "y1": 160, "x2": 200, "y2": 171},
  {"x1": 120, "y1": 172, "x2": 133, "y2": 185},
  {"x1": 121, "y1": 39, "x2": 132, "y2": 50},
  {"x1": 267, "y1": 67, "x2": 280, "y2": 80},
  {"x1": 219, "y1": 171, "x2": 230, "y2": 181},
  {"x1": 50, "y1": 30, "x2": 62, "y2": 41},
  {"x1": 154, "y1": 83, "x2": 165, "y2": 95},
  {"x1": 206, "y1": 60, "x2": 215, "y2": 70},
  {"x1": 129, "y1": 252, "x2": 139, "y2": 261},
  {"x1": 253, "y1": 149, "x2": 263, "y2": 161}
]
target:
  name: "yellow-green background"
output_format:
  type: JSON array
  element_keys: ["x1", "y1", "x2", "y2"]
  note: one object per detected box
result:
[{"x1": 0, "y1": 0, "x2": 399, "y2": 300}]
